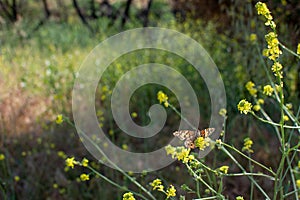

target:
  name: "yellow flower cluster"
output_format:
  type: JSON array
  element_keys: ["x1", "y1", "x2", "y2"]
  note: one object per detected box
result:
[
  {"x1": 150, "y1": 179, "x2": 164, "y2": 191},
  {"x1": 271, "y1": 62, "x2": 283, "y2": 78},
  {"x1": 297, "y1": 43, "x2": 300, "y2": 55},
  {"x1": 150, "y1": 179, "x2": 176, "y2": 199},
  {"x1": 194, "y1": 137, "x2": 210, "y2": 151},
  {"x1": 242, "y1": 137, "x2": 254, "y2": 153},
  {"x1": 264, "y1": 32, "x2": 282, "y2": 61},
  {"x1": 166, "y1": 185, "x2": 176, "y2": 198},
  {"x1": 245, "y1": 81, "x2": 257, "y2": 97},
  {"x1": 253, "y1": 98, "x2": 264, "y2": 112},
  {"x1": 237, "y1": 99, "x2": 252, "y2": 114},
  {"x1": 236, "y1": 196, "x2": 244, "y2": 200},
  {"x1": 165, "y1": 145, "x2": 195, "y2": 163},
  {"x1": 157, "y1": 91, "x2": 169, "y2": 107},
  {"x1": 122, "y1": 192, "x2": 136, "y2": 200},
  {"x1": 263, "y1": 85, "x2": 274, "y2": 96},
  {"x1": 255, "y1": 2, "x2": 276, "y2": 29}
]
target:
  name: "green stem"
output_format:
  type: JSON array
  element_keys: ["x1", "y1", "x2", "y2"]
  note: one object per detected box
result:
[
  {"x1": 222, "y1": 142, "x2": 275, "y2": 176},
  {"x1": 278, "y1": 41, "x2": 300, "y2": 59},
  {"x1": 251, "y1": 112, "x2": 300, "y2": 129},
  {"x1": 87, "y1": 166, "x2": 148, "y2": 200},
  {"x1": 168, "y1": 103, "x2": 197, "y2": 130},
  {"x1": 221, "y1": 147, "x2": 271, "y2": 200}
]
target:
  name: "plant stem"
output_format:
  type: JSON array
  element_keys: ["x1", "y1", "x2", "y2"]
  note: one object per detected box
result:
[{"x1": 221, "y1": 142, "x2": 275, "y2": 176}]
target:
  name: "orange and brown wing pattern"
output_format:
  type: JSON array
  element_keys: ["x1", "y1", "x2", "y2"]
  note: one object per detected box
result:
[{"x1": 199, "y1": 128, "x2": 215, "y2": 138}]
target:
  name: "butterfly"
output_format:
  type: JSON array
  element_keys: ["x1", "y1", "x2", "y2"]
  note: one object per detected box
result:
[{"x1": 173, "y1": 128, "x2": 215, "y2": 149}]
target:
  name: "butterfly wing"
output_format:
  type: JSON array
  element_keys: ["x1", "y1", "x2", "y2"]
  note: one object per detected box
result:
[
  {"x1": 200, "y1": 128, "x2": 215, "y2": 138},
  {"x1": 173, "y1": 130, "x2": 197, "y2": 149}
]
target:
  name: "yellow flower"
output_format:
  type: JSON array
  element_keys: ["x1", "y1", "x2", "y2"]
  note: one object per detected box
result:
[
  {"x1": 65, "y1": 157, "x2": 77, "y2": 169},
  {"x1": 131, "y1": 112, "x2": 138, "y2": 118},
  {"x1": 264, "y1": 32, "x2": 281, "y2": 61},
  {"x1": 53, "y1": 183, "x2": 58, "y2": 189},
  {"x1": 253, "y1": 105, "x2": 261, "y2": 111},
  {"x1": 176, "y1": 147, "x2": 190, "y2": 162},
  {"x1": 257, "y1": 99, "x2": 264, "y2": 105},
  {"x1": 237, "y1": 99, "x2": 252, "y2": 114},
  {"x1": 123, "y1": 192, "x2": 136, "y2": 200},
  {"x1": 194, "y1": 137, "x2": 210, "y2": 151},
  {"x1": 122, "y1": 144, "x2": 128, "y2": 150},
  {"x1": 165, "y1": 145, "x2": 176, "y2": 157},
  {"x1": 81, "y1": 158, "x2": 89, "y2": 167},
  {"x1": 14, "y1": 176, "x2": 20, "y2": 182},
  {"x1": 256, "y1": 2, "x2": 271, "y2": 19},
  {"x1": 249, "y1": 33, "x2": 257, "y2": 43},
  {"x1": 56, "y1": 114, "x2": 63, "y2": 124},
  {"x1": 219, "y1": 166, "x2": 229, "y2": 174},
  {"x1": 0, "y1": 154, "x2": 5, "y2": 161},
  {"x1": 271, "y1": 62, "x2": 283, "y2": 73},
  {"x1": 150, "y1": 179, "x2": 163, "y2": 191},
  {"x1": 80, "y1": 173, "x2": 90, "y2": 181},
  {"x1": 298, "y1": 161, "x2": 300, "y2": 168},
  {"x1": 242, "y1": 137, "x2": 254, "y2": 153},
  {"x1": 283, "y1": 115, "x2": 289, "y2": 121},
  {"x1": 183, "y1": 155, "x2": 195, "y2": 164},
  {"x1": 157, "y1": 91, "x2": 168, "y2": 104},
  {"x1": 245, "y1": 81, "x2": 257, "y2": 97},
  {"x1": 297, "y1": 43, "x2": 300, "y2": 55},
  {"x1": 236, "y1": 196, "x2": 244, "y2": 200},
  {"x1": 297, "y1": 179, "x2": 300, "y2": 188},
  {"x1": 166, "y1": 185, "x2": 176, "y2": 198},
  {"x1": 219, "y1": 108, "x2": 227, "y2": 117},
  {"x1": 263, "y1": 85, "x2": 274, "y2": 96},
  {"x1": 285, "y1": 103, "x2": 292, "y2": 110}
]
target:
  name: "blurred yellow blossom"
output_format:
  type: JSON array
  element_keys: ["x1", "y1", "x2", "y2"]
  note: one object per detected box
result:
[
  {"x1": 283, "y1": 115, "x2": 289, "y2": 121},
  {"x1": 253, "y1": 105, "x2": 261, "y2": 111},
  {"x1": 56, "y1": 114, "x2": 63, "y2": 124},
  {"x1": 245, "y1": 81, "x2": 257, "y2": 97},
  {"x1": 237, "y1": 99, "x2": 252, "y2": 114},
  {"x1": 257, "y1": 99, "x2": 264, "y2": 105},
  {"x1": 263, "y1": 85, "x2": 274, "y2": 96},
  {"x1": 285, "y1": 103, "x2": 292, "y2": 110},
  {"x1": 242, "y1": 137, "x2": 254, "y2": 153},
  {"x1": 297, "y1": 179, "x2": 300, "y2": 188},
  {"x1": 123, "y1": 192, "x2": 135, "y2": 200},
  {"x1": 14, "y1": 176, "x2": 20, "y2": 182},
  {"x1": 0, "y1": 154, "x2": 5, "y2": 161},
  {"x1": 131, "y1": 112, "x2": 138, "y2": 118},
  {"x1": 219, "y1": 108, "x2": 227, "y2": 117},
  {"x1": 297, "y1": 43, "x2": 300, "y2": 55},
  {"x1": 80, "y1": 173, "x2": 89, "y2": 181},
  {"x1": 236, "y1": 196, "x2": 244, "y2": 200},
  {"x1": 81, "y1": 158, "x2": 89, "y2": 167},
  {"x1": 249, "y1": 33, "x2": 257, "y2": 43}
]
